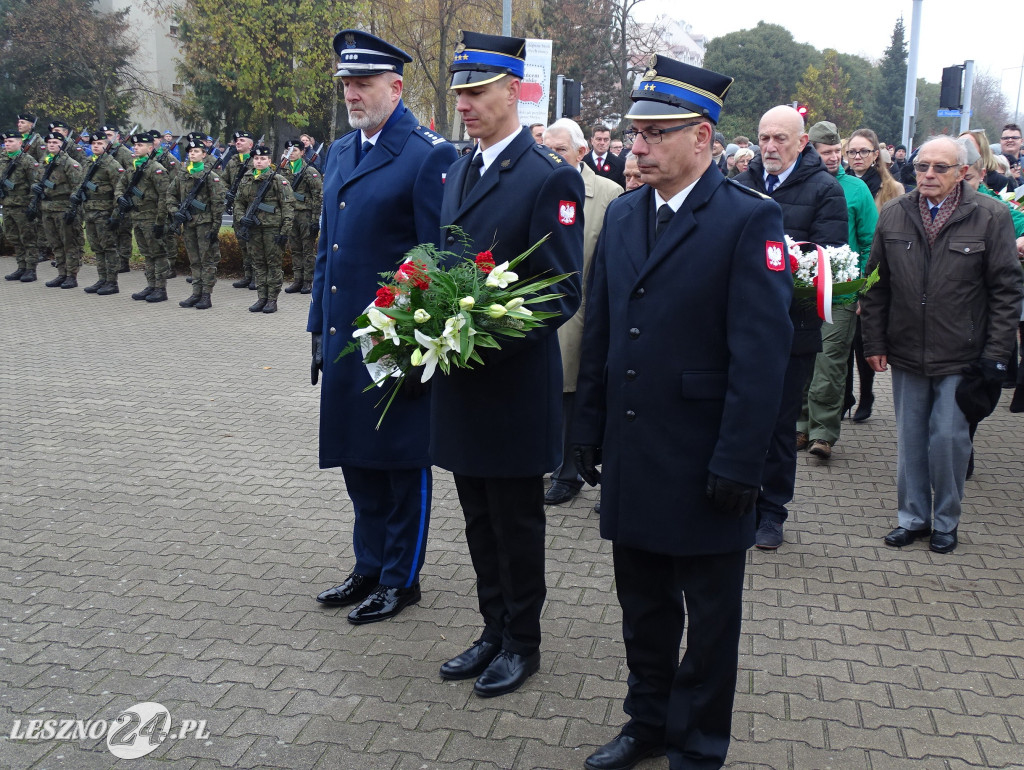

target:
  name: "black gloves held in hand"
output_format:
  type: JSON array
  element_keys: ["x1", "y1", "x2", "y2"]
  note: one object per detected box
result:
[
  {"x1": 572, "y1": 445, "x2": 602, "y2": 487},
  {"x1": 152, "y1": 224, "x2": 165, "y2": 238},
  {"x1": 311, "y1": 333, "x2": 323, "y2": 385},
  {"x1": 274, "y1": 234, "x2": 289, "y2": 247},
  {"x1": 31, "y1": 183, "x2": 44, "y2": 196},
  {"x1": 208, "y1": 229, "x2": 220, "y2": 243},
  {"x1": 706, "y1": 472, "x2": 758, "y2": 517}
]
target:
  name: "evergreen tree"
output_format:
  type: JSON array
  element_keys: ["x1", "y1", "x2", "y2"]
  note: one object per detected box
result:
[
  {"x1": 794, "y1": 49, "x2": 862, "y2": 136},
  {"x1": 865, "y1": 17, "x2": 907, "y2": 144}
]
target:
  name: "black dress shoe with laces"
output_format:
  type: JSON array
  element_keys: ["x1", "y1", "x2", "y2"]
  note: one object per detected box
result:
[
  {"x1": 584, "y1": 734, "x2": 666, "y2": 770},
  {"x1": 544, "y1": 481, "x2": 581, "y2": 505},
  {"x1": 347, "y1": 583, "x2": 420, "y2": 625},
  {"x1": 315, "y1": 574, "x2": 378, "y2": 606},
  {"x1": 439, "y1": 640, "x2": 500, "y2": 680},
  {"x1": 883, "y1": 526, "x2": 931, "y2": 548},
  {"x1": 473, "y1": 649, "x2": 540, "y2": 697},
  {"x1": 930, "y1": 528, "x2": 958, "y2": 554}
]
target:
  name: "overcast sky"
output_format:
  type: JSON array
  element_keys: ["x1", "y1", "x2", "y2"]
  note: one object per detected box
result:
[{"x1": 637, "y1": 0, "x2": 1024, "y2": 118}]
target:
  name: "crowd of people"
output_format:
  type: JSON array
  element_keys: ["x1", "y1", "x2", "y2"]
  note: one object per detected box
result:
[
  {"x1": 1, "y1": 121, "x2": 325, "y2": 311},
  {"x1": 5, "y1": 25, "x2": 1024, "y2": 770}
]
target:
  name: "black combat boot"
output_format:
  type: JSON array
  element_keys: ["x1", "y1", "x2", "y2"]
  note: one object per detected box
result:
[
  {"x1": 95, "y1": 281, "x2": 118, "y2": 295},
  {"x1": 83, "y1": 279, "x2": 105, "y2": 293},
  {"x1": 284, "y1": 280, "x2": 302, "y2": 293},
  {"x1": 300, "y1": 280, "x2": 312, "y2": 294},
  {"x1": 60, "y1": 276, "x2": 79, "y2": 289},
  {"x1": 248, "y1": 278, "x2": 257, "y2": 290},
  {"x1": 232, "y1": 276, "x2": 250, "y2": 288},
  {"x1": 262, "y1": 297, "x2": 278, "y2": 314},
  {"x1": 45, "y1": 275, "x2": 67, "y2": 287},
  {"x1": 248, "y1": 298, "x2": 267, "y2": 313},
  {"x1": 132, "y1": 287, "x2": 155, "y2": 301},
  {"x1": 179, "y1": 291, "x2": 201, "y2": 307},
  {"x1": 145, "y1": 288, "x2": 168, "y2": 302},
  {"x1": 118, "y1": 258, "x2": 130, "y2": 273},
  {"x1": 194, "y1": 292, "x2": 212, "y2": 310},
  {"x1": 5, "y1": 268, "x2": 26, "y2": 281},
  {"x1": 19, "y1": 269, "x2": 37, "y2": 282}
]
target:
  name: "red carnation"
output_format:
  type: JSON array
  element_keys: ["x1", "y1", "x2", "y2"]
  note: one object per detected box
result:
[
  {"x1": 475, "y1": 250, "x2": 495, "y2": 274},
  {"x1": 374, "y1": 286, "x2": 398, "y2": 307},
  {"x1": 789, "y1": 255, "x2": 799, "y2": 273},
  {"x1": 396, "y1": 261, "x2": 431, "y2": 290}
]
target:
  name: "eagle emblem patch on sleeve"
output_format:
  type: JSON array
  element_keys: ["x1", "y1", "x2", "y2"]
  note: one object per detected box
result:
[
  {"x1": 558, "y1": 200, "x2": 576, "y2": 226},
  {"x1": 765, "y1": 241, "x2": 785, "y2": 271}
]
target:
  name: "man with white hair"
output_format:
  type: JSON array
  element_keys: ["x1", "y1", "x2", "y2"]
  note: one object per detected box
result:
[
  {"x1": 541, "y1": 118, "x2": 622, "y2": 505},
  {"x1": 861, "y1": 136, "x2": 1022, "y2": 555}
]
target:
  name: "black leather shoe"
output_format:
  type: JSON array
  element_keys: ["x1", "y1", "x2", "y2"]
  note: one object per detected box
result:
[
  {"x1": 347, "y1": 584, "x2": 420, "y2": 625},
  {"x1": 248, "y1": 298, "x2": 267, "y2": 313},
  {"x1": 232, "y1": 277, "x2": 250, "y2": 288},
  {"x1": 473, "y1": 649, "x2": 540, "y2": 697},
  {"x1": 315, "y1": 574, "x2": 378, "y2": 606},
  {"x1": 852, "y1": 392, "x2": 874, "y2": 422},
  {"x1": 884, "y1": 526, "x2": 931, "y2": 547},
  {"x1": 544, "y1": 481, "x2": 580, "y2": 505},
  {"x1": 930, "y1": 528, "x2": 958, "y2": 554},
  {"x1": 584, "y1": 734, "x2": 666, "y2": 770},
  {"x1": 60, "y1": 276, "x2": 78, "y2": 289},
  {"x1": 5, "y1": 268, "x2": 26, "y2": 281},
  {"x1": 83, "y1": 280, "x2": 105, "y2": 293},
  {"x1": 439, "y1": 640, "x2": 500, "y2": 681}
]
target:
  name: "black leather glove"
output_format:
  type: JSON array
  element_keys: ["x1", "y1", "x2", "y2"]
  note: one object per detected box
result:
[
  {"x1": 311, "y1": 333, "x2": 323, "y2": 385},
  {"x1": 70, "y1": 191, "x2": 86, "y2": 205},
  {"x1": 116, "y1": 195, "x2": 132, "y2": 210},
  {"x1": 979, "y1": 358, "x2": 1008, "y2": 386},
  {"x1": 573, "y1": 445, "x2": 602, "y2": 487},
  {"x1": 208, "y1": 229, "x2": 219, "y2": 243},
  {"x1": 152, "y1": 224, "x2": 165, "y2": 238},
  {"x1": 706, "y1": 472, "x2": 758, "y2": 517},
  {"x1": 401, "y1": 369, "x2": 431, "y2": 398},
  {"x1": 107, "y1": 217, "x2": 121, "y2": 231},
  {"x1": 172, "y1": 210, "x2": 189, "y2": 225},
  {"x1": 274, "y1": 234, "x2": 289, "y2": 247},
  {"x1": 309, "y1": 224, "x2": 320, "y2": 239},
  {"x1": 62, "y1": 210, "x2": 77, "y2": 224},
  {"x1": 31, "y1": 183, "x2": 44, "y2": 196}
]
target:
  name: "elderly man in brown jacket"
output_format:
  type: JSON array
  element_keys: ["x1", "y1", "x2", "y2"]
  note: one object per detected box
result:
[
  {"x1": 861, "y1": 136, "x2": 1022, "y2": 554},
  {"x1": 541, "y1": 118, "x2": 623, "y2": 506}
]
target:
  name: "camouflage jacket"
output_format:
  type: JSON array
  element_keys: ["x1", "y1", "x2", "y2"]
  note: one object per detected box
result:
[{"x1": 0, "y1": 151, "x2": 41, "y2": 207}]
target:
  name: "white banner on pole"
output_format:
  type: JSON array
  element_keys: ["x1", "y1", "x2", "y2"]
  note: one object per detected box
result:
[{"x1": 518, "y1": 39, "x2": 552, "y2": 127}]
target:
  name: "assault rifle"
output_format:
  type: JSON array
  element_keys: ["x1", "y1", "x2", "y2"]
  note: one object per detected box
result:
[
  {"x1": 63, "y1": 142, "x2": 111, "y2": 223},
  {"x1": 170, "y1": 148, "x2": 232, "y2": 232},
  {"x1": 235, "y1": 154, "x2": 286, "y2": 243},
  {"x1": 25, "y1": 133, "x2": 69, "y2": 221},
  {"x1": 108, "y1": 145, "x2": 158, "y2": 231},
  {"x1": 223, "y1": 133, "x2": 263, "y2": 214},
  {"x1": 0, "y1": 150, "x2": 23, "y2": 201}
]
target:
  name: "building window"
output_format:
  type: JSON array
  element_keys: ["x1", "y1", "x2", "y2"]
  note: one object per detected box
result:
[
  {"x1": 169, "y1": 24, "x2": 179, "y2": 37},
  {"x1": 172, "y1": 84, "x2": 184, "y2": 95}
]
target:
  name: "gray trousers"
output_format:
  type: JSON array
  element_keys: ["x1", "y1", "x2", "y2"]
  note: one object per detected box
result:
[{"x1": 892, "y1": 367, "x2": 971, "y2": 534}]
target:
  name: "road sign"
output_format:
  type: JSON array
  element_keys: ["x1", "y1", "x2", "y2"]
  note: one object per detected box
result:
[{"x1": 937, "y1": 108, "x2": 972, "y2": 117}]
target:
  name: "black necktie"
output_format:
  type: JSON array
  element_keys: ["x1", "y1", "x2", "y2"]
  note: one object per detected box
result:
[
  {"x1": 360, "y1": 140, "x2": 373, "y2": 163},
  {"x1": 766, "y1": 174, "x2": 780, "y2": 194},
  {"x1": 655, "y1": 204, "x2": 674, "y2": 241},
  {"x1": 463, "y1": 153, "x2": 484, "y2": 201},
  {"x1": 930, "y1": 205, "x2": 939, "y2": 221}
]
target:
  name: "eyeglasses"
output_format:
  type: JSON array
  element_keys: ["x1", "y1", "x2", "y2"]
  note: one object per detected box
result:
[
  {"x1": 846, "y1": 148, "x2": 877, "y2": 158},
  {"x1": 1002, "y1": 135, "x2": 1021, "y2": 141},
  {"x1": 913, "y1": 162, "x2": 957, "y2": 174},
  {"x1": 623, "y1": 122, "x2": 702, "y2": 145}
]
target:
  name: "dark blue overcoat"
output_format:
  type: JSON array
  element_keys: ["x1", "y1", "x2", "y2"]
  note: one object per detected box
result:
[
  {"x1": 430, "y1": 130, "x2": 585, "y2": 477},
  {"x1": 571, "y1": 166, "x2": 794, "y2": 556},
  {"x1": 307, "y1": 104, "x2": 458, "y2": 469}
]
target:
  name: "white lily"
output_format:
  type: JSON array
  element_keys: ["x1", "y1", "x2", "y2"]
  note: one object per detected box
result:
[
  {"x1": 352, "y1": 307, "x2": 400, "y2": 344},
  {"x1": 413, "y1": 308, "x2": 431, "y2": 323},
  {"x1": 459, "y1": 296, "x2": 475, "y2": 310},
  {"x1": 413, "y1": 329, "x2": 448, "y2": 381},
  {"x1": 441, "y1": 313, "x2": 475, "y2": 352},
  {"x1": 486, "y1": 304, "x2": 507, "y2": 318},
  {"x1": 485, "y1": 261, "x2": 518, "y2": 288},
  {"x1": 504, "y1": 297, "x2": 525, "y2": 310}
]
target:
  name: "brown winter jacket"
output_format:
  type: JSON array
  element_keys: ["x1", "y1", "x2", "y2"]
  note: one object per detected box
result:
[{"x1": 861, "y1": 183, "x2": 1023, "y2": 376}]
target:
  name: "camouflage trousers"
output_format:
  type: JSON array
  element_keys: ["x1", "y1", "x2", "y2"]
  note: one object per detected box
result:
[
  {"x1": 117, "y1": 212, "x2": 133, "y2": 264},
  {"x1": 160, "y1": 215, "x2": 180, "y2": 271},
  {"x1": 41, "y1": 207, "x2": 83, "y2": 277},
  {"x1": 248, "y1": 228, "x2": 283, "y2": 299},
  {"x1": 84, "y1": 209, "x2": 119, "y2": 282},
  {"x1": 2, "y1": 207, "x2": 37, "y2": 269},
  {"x1": 182, "y1": 223, "x2": 221, "y2": 294},
  {"x1": 289, "y1": 217, "x2": 317, "y2": 283},
  {"x1": 133, "y1": 219, "x2": 168, "y2": 289}
]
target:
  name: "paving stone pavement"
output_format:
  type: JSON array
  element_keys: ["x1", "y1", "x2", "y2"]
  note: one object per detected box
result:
[{"x1": 1, "y1": 255, "x2": 1023, "y2": 770}]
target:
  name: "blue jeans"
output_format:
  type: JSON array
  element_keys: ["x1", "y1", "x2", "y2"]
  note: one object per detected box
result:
[{"x1": 891, "y1": 368, "x2": 971, "y2": 534}]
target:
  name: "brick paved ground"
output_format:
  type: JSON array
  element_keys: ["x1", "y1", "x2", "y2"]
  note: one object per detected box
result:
[{"x1": 1, "y1": 255, "x2": 1023, "y2": 770}]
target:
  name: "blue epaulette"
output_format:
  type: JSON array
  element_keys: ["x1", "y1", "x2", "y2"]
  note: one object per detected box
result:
[
  {"x1": 533, "y1": 144, "x2": 566, "y2": 168},
  {"x1": 413, "y1": 125, "x2": 448, "y2": 146}
]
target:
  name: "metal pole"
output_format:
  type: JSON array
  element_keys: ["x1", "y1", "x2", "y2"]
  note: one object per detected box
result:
[
  {"x1": 902, "y1": 0, "x2": 923, "y2": 152},
  {"x1": 555, "y1": 74, "x2": 564, "y2": 120},
  {"x1": 1017, "y1": 52, "x2": 1024, "y2": 123},
  {"x1": 960, "y1": 61, "x2": 974, "y2": 134},
  {"x1": 502, "y1": 0, "x2": 511, "y2": 36}
]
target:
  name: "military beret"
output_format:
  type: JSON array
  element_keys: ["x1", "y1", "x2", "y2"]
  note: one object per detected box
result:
[
  {"x1": 49, "y1": 121, "x2": 70, "y2": 131},
  {"x1": 44, "y1": 132, "x2": 63, "y2": 141},
  {"x1": 283, "y1": 139, "x2": 303, "y2": 149},
  {"x1": 233, "y1": 131, "x2": 253, "y2": 141},
  {"x1": 101, "y1": 124, "x2": 119, "y2": 134},
  {"x1": 148, "y1": 130, "x2": 162, "y2": 141},
  {"x1": 186, "y1": 138, "x2": 206, "y2": 151},
  {"x1": 808, "y1": 121, "x2": 841, "y2": 146},
  {"x1": 130, "y1": 132, "x2": 153, "y2": 145},
  {"x1": 333, "y1": 29, "x2": 412, "y2": 78},
  {"x1": 627, "y1": 55, "x2": 733, "y2": 124},
  {"x1": 252, "y1": 145, "x2": 272, "y2": 156},
  {"x1": 449, "y1": 30, "x2": 526, "y2": 89},
  {"x1": 1, "y1": 131, "x2": 22, "y2": 141},
  {"x1": 17, "y1": 112, "x2": 36, "y2": 122},
  {"x1": 87, "y1": 132, "x2": 105, "y2": 143}
]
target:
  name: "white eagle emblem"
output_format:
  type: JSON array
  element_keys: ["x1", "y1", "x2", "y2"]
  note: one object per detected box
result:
[
  {"x1": 765, "y1": 241, "x2": 785, "y2": 271},
  {"x1": 558, "y1": 200, "x2": 576, "y2": 226}
]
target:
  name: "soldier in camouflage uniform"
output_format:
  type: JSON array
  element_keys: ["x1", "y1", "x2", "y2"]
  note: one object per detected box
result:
[
  {"x1": 234, "y1": 145, "x2": 294, "y2": 314},
  {"x1": 167, "y1": 139, "x2": 225, "y2": 310},
  {"x1": 76, "y1": 133, "x2": 127, "y2": 295},
  {"x1": 281, "y1": 138, "x2": 323, "y2": 295},
  {"x1": 1, "y1": 132, "x2": 41, "y2": 282},
  {"x1": 113, "y1": 133, "x2": 170, "y2": 302},
  {"x1": 223, "y1": 131, "x2": 255, "y2": 289},
  {"x1": 48, "y1": 121, "x2": 89, "y2": 263},
  {"x1": 103, "y1": 125, "x2": 135, "y2": 273},
  {"x1": 17, "y1": 113, "x2": 45, "y2": 161},
  {"x1": 34, "y1": 132, "x2": 84, "y2": 288},
  {"x1": 150, "y1": 129, "x2": 182, "y2": 278}
]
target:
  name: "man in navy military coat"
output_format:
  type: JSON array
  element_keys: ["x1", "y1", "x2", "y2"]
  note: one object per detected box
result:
[
  {"x1": 308, "y1": 30, "x2": 457, "y2": 624},
  {"x1": 431, "y1": 30, "x2": 584, "y2": 698},
  {"x1": 571, "y1": 57, "x2": 793, "y2": 770}
]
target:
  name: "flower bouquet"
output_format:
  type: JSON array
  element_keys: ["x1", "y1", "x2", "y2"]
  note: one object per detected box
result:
[
  {"x1": 785, "y1": 236, "x2": 878, "y2": 322},
  {"x1": 337, "y1": 231, "x2": 571, "y2": 427}
]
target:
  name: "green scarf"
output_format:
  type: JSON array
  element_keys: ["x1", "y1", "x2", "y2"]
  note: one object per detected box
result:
[
  {"x1": 289, "y1": 159, "x2": 302, "y2": 174},
  {"x1": 133, "y1": 156, "x2": 147, "y2": 169},
  {"x1": 187, "y1": 160, "x2": 205, "y2": 174}
]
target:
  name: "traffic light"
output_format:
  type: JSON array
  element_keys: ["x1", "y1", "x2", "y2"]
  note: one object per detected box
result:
[{"x1": 940, "y1": 66, "x2": 964, "y2": 110}]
